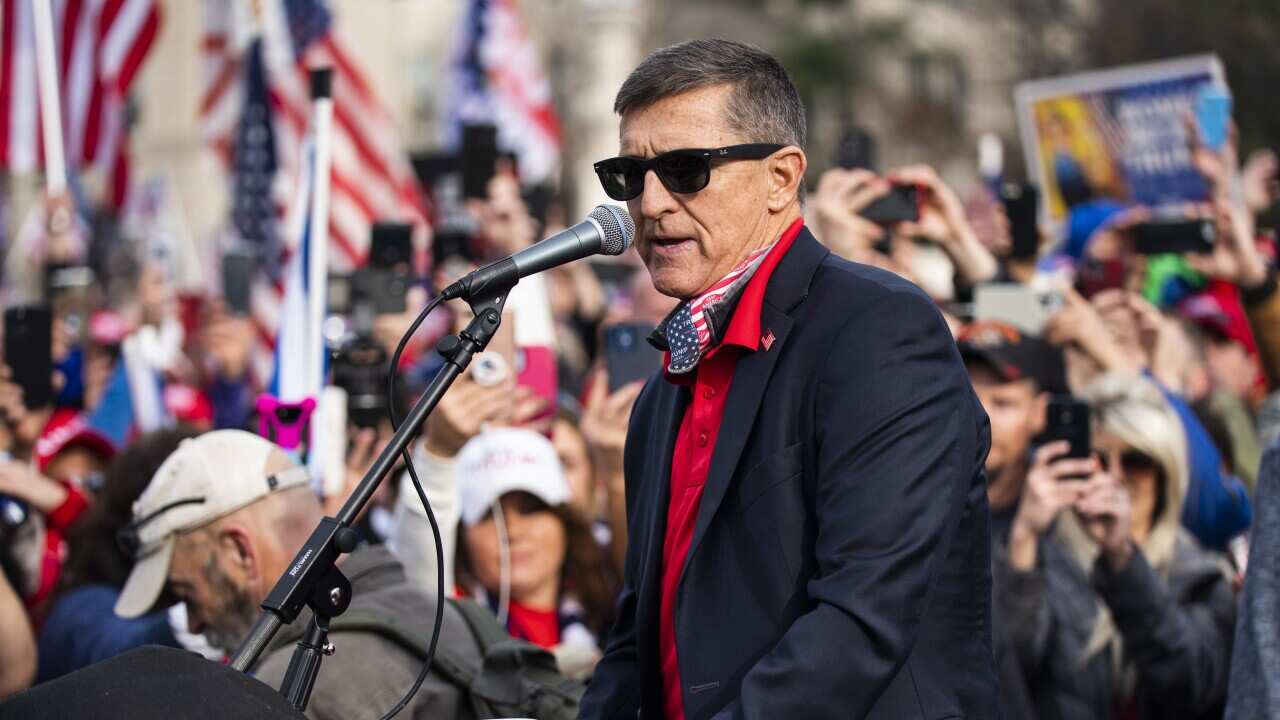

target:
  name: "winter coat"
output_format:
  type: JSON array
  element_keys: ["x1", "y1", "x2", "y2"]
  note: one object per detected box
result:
[{"x1": 995, "y1": 529, "x2": 1236, "y2": 720}]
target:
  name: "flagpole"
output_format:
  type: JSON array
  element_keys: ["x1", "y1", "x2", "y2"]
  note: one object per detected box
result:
[
  {"x1": 306, "y1": 68, "x2": 333, "y2": 399},
  {"x1": 31, "y1": 0, "x2": 67, "y2": 196}
]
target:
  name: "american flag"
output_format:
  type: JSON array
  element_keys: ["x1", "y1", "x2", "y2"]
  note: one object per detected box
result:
[
  {"x1": 0, "y1": 0, "x2": 160, "y2": 207},
  {"x1": 200, "y1": 0, "x2": 429, "y2": 378},
  {"x1": 444, "y1": 0, "x2": 561, "y2": 184},
  {"x1": 229, "y1": 37, "x2": 280, "y2": 279}
]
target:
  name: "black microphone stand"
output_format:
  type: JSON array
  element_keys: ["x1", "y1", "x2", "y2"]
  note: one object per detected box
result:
[{"x1": 228, "y1": 287, "x2": 510, "y2": 712}]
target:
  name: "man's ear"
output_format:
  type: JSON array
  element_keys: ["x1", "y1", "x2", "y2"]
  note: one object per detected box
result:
[
  {"x1": 767, "y1": 147, "x2": 807, "y2": 212},
  {"x1": 217, "y1": 525, "x2": 259, "y2": 582}
]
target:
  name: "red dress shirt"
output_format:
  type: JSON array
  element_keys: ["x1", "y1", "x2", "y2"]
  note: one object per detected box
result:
[{"x1": 658, "y1": 218, "x2": 804, "y2": 720}]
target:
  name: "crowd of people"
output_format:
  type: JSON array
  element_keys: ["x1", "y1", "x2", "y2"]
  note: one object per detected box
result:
[{"x1": 1, "y1": 41, "x2": 1278, "y2": 720}]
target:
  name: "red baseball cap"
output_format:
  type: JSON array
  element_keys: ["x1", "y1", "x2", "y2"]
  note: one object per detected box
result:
[{"x1": 35, "y1": 408, "x2": 117, "y2": 473}]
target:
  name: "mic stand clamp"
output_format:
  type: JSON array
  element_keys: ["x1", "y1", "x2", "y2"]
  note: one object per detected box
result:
[
  {"x1": 279, "y1": 564, "x2": 352, "y2": 712},
  {"x1": 229, "y1": 287, "x2": 511, "y2": 713}
]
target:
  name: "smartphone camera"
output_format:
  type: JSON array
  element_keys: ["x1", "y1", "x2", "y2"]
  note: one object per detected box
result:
[{"x1": 471, "y1": 353, "x2": 510, "y2": 387}]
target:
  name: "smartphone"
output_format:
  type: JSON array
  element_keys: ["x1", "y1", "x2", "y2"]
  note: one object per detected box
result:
[
  {"x1": 369, "y1": 222, "x2": 413, "y2": 272},
  {"x1": 352, "y1": 266, "x2": 410, "y2": 315},
  {"x1": 431, "y1": 228, "x2": 475, "y2": 267},
  {"x1": 4, "y1": 306, "x2": 55, "y2": 410},
  {"x1": 410, "y1": 151, "x2": 458, "y2": 193},
  {"x1": 1132, "y1": 219, "x2": 1216, "y2": 255},
  {"x1": 1000, "y1": 183, "x2": 1040, "y2": 260},
  {"x1": 834, "y1": 127, "x2": 876, "y2": 171},
  {"x1": 1042, "y1": 396, "x2": 1092, "y2": 469},
  {"x1": 1195, "y1": 85, "x2": 1232, "y2": 152},
  {"x1": 461, "y1": 123, "x2": 499, "y2": 200},
  {"x1": 604, "y1": 322, "x2": 660, "y2": 393},
  {"x1": 222, "y1": 250, "x2": 257, "y2": 316},
  {"x1": 973, "y1": 283, "x2": 1063, "y2": 335},
  {"x1": 859, "y1": 184, "x2": 919, "y2": 224},
  {"x1": 45, "y1": 263, "x2": 95, "y2": 344}
]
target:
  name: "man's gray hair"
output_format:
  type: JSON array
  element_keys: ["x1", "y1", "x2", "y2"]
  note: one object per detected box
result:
[{"x1": 615, "y1": 38, "x2": 807, "y2": 153}]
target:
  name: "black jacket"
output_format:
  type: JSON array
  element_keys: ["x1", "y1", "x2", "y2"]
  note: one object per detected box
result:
[
  {"x1": 1228, "y1": 440, "x2": 1280, "y2": 719},
  {"x1": 580, "y1": 230, "x2": 999, "y2": 719},
  {"x1": 995, "y1": 531, "x2": 1235, "y2": 720}
]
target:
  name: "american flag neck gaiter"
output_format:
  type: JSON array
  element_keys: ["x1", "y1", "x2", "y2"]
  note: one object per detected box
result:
[{"x1": 650, "y1": 242, "x2": 775, "y2": 375}]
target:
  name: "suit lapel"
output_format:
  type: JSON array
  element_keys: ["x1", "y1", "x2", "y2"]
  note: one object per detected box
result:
[{"x1": 679, "y1": 230, "x2": 829, "y2": 586}]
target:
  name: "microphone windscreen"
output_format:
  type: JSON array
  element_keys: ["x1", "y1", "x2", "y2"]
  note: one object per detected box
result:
[{"x1": 589, "y1": 205, "x2": 634, "y2": 255}]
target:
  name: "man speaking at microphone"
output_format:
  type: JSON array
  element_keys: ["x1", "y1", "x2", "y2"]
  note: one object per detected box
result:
[{"x1": 579, "y1": 40, "x2": 998, "y2": 719}]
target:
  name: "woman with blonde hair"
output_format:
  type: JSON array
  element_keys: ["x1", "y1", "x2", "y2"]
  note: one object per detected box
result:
[{"x1": 996, "y1": 372, "x2": 1236, "y2": 719}]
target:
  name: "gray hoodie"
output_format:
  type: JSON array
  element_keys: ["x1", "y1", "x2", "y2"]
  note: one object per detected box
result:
[{"x1": 253, "y1": 545, "x2": 481, "y2": 720}]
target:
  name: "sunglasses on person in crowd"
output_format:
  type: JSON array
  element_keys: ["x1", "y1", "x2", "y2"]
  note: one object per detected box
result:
[
  {"x1": 594, "y1": 143, "x2": 784, "y2": 201},
  {"x1": 1097, "y1": 448, "x2": 1159, "y2": 476}
]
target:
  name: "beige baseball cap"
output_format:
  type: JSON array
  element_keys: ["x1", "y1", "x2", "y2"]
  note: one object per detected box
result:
[{"x1": 114, "y1": 430, "x2": 310, "y2": 618}]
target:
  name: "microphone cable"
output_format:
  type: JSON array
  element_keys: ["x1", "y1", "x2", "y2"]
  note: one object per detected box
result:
[{"x1": 378, "y1": 291, "x2": 447, "y2": 720}]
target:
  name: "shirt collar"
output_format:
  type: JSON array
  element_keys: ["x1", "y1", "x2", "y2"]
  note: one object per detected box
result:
[{"x1": 653, "y1": 217, "x2": 806, "y2": 378}]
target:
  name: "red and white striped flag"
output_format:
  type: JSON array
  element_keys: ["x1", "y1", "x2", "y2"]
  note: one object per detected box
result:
[
  {"x1": 200, "y1": 0, "x2": 429, "y2": 379},
  {"x1": 0, "y1": 0, "x2": 160, "y2": 207}
]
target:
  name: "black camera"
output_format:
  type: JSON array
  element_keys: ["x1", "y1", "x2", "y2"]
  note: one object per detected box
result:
[{"x1": 331, "y1": 334, "x2": 389, "y2": 429}]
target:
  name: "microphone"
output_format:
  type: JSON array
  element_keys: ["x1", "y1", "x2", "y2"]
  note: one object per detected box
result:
[{"x1": 442, "y1": 204, "x2": 634, "y2": 300}]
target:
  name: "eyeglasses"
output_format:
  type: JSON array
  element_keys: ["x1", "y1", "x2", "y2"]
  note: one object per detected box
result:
[{"x1": 593, "y1": 143, "x2": 784, "y2": 201}]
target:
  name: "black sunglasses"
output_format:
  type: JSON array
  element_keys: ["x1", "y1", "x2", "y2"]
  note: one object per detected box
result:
[
  {"x1": 594, "y1": 143, "x2": 784, "y2": 201},
  {"x1": 1098, "y1": 449, "x2": 1158, "y2": 476}
]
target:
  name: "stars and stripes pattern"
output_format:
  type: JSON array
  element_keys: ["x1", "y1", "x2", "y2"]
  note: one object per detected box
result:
[
  {"x1": 664, "y1": 243, "x2": 774, "y2": 375},
  {"x1": 229, "y1": 37, "x2": 280, "y2": 277},
  {"x1": 0, "y1": 0, "x2": 161, "y2": 207},
  {"x1": 443, "y1": 0, "x2": 561, "y2": 184},
  {"x1": 200, "y1": 0, "x2": 429, "y2": 380}
]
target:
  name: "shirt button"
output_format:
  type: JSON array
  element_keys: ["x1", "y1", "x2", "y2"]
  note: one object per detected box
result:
[
  {"x1": 702, "y1": 387, "x2": 716, "y2": 399},
  {"x1": 698, "y1": 431, "x2": 708, "y2": 447}
]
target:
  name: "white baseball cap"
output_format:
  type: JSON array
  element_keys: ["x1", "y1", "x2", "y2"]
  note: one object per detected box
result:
[
  {"x1": 457, "y1": 428, "x2": 570, "y2": 526},
  {"x1": 114, "y1": 430, "x2": 310, "y2": 618}
]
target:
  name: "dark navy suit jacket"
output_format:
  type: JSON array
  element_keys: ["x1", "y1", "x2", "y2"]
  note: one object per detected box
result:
[{"x1": 579, "y1": 229, "x2": 1000, "y2": 719}]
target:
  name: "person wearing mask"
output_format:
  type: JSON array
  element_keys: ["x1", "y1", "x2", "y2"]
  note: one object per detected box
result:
[
  {"x1": 35, "y1": 427, "x2": 196, "y2": 682},
  {"x1": 997, "y1": 372, "x2": 1236, "y2": 720},
  {"x1": 112, "y1": 430, "x2": 482, "y2": 719},
  {"x1": 453, "y1": 428, "x2": 616, "y2": 679}
]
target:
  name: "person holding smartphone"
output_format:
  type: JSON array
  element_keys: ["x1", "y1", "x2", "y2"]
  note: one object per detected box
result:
[{"x1": 996, "y1": 372, "x2": 1236, "y2": 720}]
